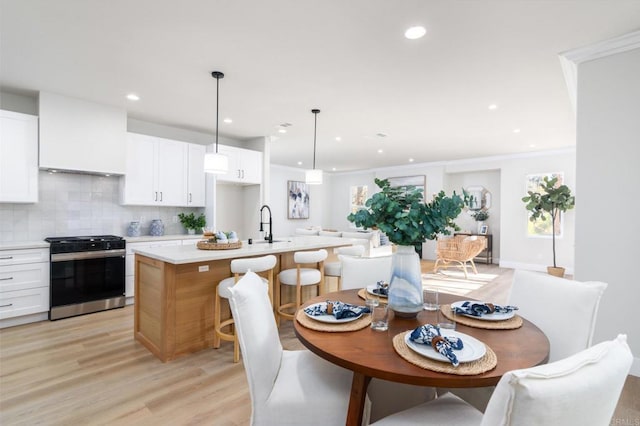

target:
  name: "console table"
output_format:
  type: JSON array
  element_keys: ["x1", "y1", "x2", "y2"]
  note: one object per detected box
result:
[{"x1": 455, "y1": 233, "x2": 493, "y2": 264}]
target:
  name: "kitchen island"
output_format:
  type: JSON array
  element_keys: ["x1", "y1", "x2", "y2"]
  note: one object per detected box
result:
[{"x1": 133, "y1": 236, "x2": 350, "y2": 362}]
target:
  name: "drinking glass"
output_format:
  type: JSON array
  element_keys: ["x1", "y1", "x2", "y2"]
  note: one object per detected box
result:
[
  {"x1": 371, "y1": 304, "x2": 389, "y2": 331},
  {"x1": 423, "y1": 288, "x2": 439, "y2": 311},
  {"x1": 437, "y1": 305, "x2": 456, "y2": 330}
]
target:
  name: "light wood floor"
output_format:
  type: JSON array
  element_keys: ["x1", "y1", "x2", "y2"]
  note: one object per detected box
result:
[{"x1": 0, "y1": 263, "x2": 637, "y2": 425}]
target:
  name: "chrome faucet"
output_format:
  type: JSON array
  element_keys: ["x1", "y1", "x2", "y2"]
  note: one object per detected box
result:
[{"x1": 259, "y1": 204, "x2": 273, "y2": 243}]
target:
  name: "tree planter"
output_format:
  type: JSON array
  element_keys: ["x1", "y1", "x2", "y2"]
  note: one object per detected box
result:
[{"x1": 547, "y1": 266, "x2": 565, "y2": 278}]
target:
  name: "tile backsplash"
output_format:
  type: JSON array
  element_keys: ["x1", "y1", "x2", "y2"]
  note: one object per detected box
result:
[{"x1": 0, "y1": 171, "x2": 203, "y2": 242}]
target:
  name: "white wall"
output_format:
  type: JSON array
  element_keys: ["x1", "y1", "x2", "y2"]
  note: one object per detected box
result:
[{"x1": 574, "y1": 46, "x2": 640, "y2": 371}]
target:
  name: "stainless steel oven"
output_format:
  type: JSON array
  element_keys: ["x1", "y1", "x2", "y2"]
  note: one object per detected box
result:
[{"x1": 45, "y1": 235, "x2": 126, "y2": 320}]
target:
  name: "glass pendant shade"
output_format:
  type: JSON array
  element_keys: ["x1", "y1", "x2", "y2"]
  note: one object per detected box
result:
[
  {"x1": 204, "y1": 152, "x2": 228, "y2": 174},
  {"x1": 305, "y1": 168, "x2": 323, "y2": 185}
]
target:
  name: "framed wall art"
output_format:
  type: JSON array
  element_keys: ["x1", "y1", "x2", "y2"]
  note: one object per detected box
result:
[
  {"x1": 287, "y1": 180, "x2": 310, "y2": 219},
  {"x1": 387, "y1": 175, "x2": 426, "y2": 199},
  {"x1": 350, "y1": 185, "x2": 368, "y2": 214}
]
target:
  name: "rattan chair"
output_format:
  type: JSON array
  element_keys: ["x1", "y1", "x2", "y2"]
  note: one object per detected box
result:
[{"x1": 433, "y1": 235, "x2": 486, "y2": 279}]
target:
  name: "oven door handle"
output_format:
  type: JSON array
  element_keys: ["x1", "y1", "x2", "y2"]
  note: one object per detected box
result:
[{"x1": 51, "y1": 249, "x2": 126, "y2": 262}]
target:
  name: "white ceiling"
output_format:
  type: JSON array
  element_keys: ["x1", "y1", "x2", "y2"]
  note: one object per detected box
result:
[{"x1": 2, "y1": 0, "x2": 640, "y2": 172}]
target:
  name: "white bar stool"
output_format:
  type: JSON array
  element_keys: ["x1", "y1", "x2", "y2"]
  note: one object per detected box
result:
[
  {"x1": 214, "y1": 254, "x2": 277, "y2": 362},
  {"x1": 324, "y1": 245, "x2": 366, "y2": 291},
  {"x1": 275, "y1": 249, "x2": 327, "y2": 325}
]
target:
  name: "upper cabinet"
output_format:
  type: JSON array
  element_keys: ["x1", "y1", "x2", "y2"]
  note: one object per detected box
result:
[
  {"x1": 217, "y1": 145, "x2": 262, "y2": 184},
  {"x1": 0, "y1": 110, "x2": 39, "y2": 203},
  {"x1": 119, "y1": 133, "x2": 205, "y2": 207},
  {"x1": 38, "y1": 92, "x2": 126, "y2": 175}
]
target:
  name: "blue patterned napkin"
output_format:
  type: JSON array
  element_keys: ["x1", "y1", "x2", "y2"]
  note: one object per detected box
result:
[
  {"x1": 304, "y1": 301, "x2": 370, "y2": 319},
  {"x1": 374, "y1": 280, "x2": 389, "y2": 296},
  {"x1": 453, "y1": 301, "x2": 518, "y2": 317},
  {"x1": 409, "y1": 324, "x2": 464, "y2": 367}
]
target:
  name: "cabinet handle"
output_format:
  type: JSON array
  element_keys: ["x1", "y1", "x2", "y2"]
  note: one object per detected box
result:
[
  {"x1": 237, "y1": 169, "x2": 241, "y2": 178},
  {"x1": 0, "y1": 277, "x2": 13, "y2": 281},
  {"x1": 0, "y1": 303, "x2": 13, "y2": 308},
  {"x1": 159, "y1": 191, "x2": 163, "y2": 202},
  {"x1": 189, "y1": 193, "x2": 192, "y2": 203},
  {"x1": 155, "y1": 191, "x2": 158, "y2": 201},
  {"x1": 0, "y1": 256, "x2": 13, "y2": 260}
]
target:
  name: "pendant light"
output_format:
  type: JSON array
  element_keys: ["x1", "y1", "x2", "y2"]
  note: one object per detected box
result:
[
  {"x1": 204, "y1": 71, "x2": 229, "y2": 174},
  {"x1": 305, "y1": 108, "x2": 323, "y2": 185}
]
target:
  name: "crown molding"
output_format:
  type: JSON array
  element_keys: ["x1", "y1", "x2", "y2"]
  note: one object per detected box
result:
[{"x1": 559, "y1": 30, "x2": 640, "y2": 114}]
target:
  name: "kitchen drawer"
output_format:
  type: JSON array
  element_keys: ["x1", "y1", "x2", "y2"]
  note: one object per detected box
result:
[
  {"x1": 0, "y1": 287, "x2": 49, "y2": 319},
  {"x1": 0, "y1": 248, "x2": 49, "y2": 266},
  {"x1": 0, "y1": 262, "x2": 50, "y2": 292}
]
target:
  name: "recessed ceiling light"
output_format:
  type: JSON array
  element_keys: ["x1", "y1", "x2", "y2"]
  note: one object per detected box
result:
[
  {"x1": 297, "y1": 161, "x2": 303, "y2": 165},
  {"x1": 223, "y1": 118, "x2": 233, "y2": 124},
  {"x1": 335, "y1": 136, "x2": 341, "y2": 141},
  {"x1": 404, "y1": 26, "x2": 426, "y2": 40},
  {"x1": 409, "y1": 158, "x2": 415, "y2": 163},
  {"x1": 488, "y1": 104, "x2": 498, "y2": 110},
  {"x1": 278, "y1": 128, "x2": 287, "y2": 134},
  {"x1": 529, "y1": 144, "x2": 536, "y2": 148},
  {"x1": 126, "y1": 93, "x2": 140, "y2": 101},
  {"x1": 377, "y1": 149, "x2": 383, "y2": 154},
  {"x1": 332, "y1": 167, "x2": 336, "y2": 171},
  {"x1": 513, "y1": 128, "x2": 521, "y2": 133}
]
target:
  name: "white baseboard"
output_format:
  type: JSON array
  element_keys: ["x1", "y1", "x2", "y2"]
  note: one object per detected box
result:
[
  {"x1": 0, "y1": 312, "x2": 48, "y2": 329},
  {"x1": 631, "y1": 357, "x2": 640, "y2": 377},
  {"x1": 499, "y1": 260, "x2": 574, "y2": 276}
]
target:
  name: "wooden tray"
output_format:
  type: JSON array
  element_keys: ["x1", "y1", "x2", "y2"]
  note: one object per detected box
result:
[{"x1": 196, "y1": 240, "x2": 242, "y2": 250}]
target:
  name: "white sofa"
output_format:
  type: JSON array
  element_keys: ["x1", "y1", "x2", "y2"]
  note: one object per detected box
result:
[{"x1": 295, "y1": 228, "x2": 393, "y2": 257}]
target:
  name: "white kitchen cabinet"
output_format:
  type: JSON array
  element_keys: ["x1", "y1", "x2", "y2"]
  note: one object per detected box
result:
[
  {"x1": 187, "y1": 144, "x2": 206, "y2": 206},
  {"x1": 120, "y1": 133, "x2": 189, "y2": 206},
  {"x1": 217, "y1": 145, "x2": 262, "y2": 184},
  {"x1": 0, "y1": 110, "x2": 39, "y2": 203},
  {"x1": 0, "y1": 247, "x2": 49, "y2": 324}
]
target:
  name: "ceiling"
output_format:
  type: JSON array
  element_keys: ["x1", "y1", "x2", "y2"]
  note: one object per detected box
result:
[{"x1": 2, "y1": 1, "x2": 640, "y2": 173}]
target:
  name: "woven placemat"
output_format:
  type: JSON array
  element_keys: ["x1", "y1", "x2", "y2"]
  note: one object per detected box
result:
[
  {"x1": 296, "y1": 309, "x2": 372, "y2": 332},
  {"x1": 392, "y1": 331, "x2": 497, "y2": 375},
  {"x1": 357, "y1": 288, "x2": 388, "y2": 304},
  {"x1": 439, "y1": 304, "x2": 523, "y2": 330}
]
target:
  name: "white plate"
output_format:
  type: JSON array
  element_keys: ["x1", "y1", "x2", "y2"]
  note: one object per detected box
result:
[
  {"x1": 366, "y1": 285, "x2": 388, "y2": 298},
  {"x1": 451, "y1": 301, "x2": 516, "y2": 321},
  {"x1": 303, "y1": 302, "x2": 364, "y2": 323},
  {"x1": 404, "y1": 329, "x2": 487, "y2": 363}
]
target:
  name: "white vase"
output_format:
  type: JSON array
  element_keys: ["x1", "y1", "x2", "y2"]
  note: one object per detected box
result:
[{"x1": 388, "y1": 245, "x2": 423, "y2": 318}]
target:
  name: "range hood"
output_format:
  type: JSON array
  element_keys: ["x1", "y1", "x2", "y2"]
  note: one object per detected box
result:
[{"x1": 39, "y1": 92, "x2": 127, "y2": 175}]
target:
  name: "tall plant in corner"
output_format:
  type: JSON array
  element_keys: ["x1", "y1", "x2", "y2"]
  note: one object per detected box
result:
[{"x1": 522, "y1": 176, "x2": 575, "y2": 276}]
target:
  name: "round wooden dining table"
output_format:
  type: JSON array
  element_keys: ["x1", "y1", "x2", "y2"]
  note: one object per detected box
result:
[{"x1": 294, "y1": 289, "x2": 550, "y2": 426}]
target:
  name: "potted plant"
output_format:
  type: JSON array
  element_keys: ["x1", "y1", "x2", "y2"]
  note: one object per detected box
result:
[
  {"x1": 521, "y1": 176, "x2": 575, "y2": 277},
  {"x1": 471, "y1": 209, "x2": 489, "y2": 233},
  {"x1": 178, "y1": 212, "x2": 206, "y2": 235},
  {"x1": 347, "y1": 178, "x2": 466, "y2": 317}
]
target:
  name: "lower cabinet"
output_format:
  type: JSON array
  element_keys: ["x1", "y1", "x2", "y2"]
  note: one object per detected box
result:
[{"x1": 0, "y1": 248, "x2": 50, "y2": 326}]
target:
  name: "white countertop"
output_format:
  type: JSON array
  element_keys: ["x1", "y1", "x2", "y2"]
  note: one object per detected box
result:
[
  {"x1": 124, "y1": 234, "x2": 203, "y2": 243},
  {"x1": 0, "y1": 241, "x2": 50, "y2": 250},
  {"x1": 133, "y1": 236, "x2": 350, "y2": 264}
]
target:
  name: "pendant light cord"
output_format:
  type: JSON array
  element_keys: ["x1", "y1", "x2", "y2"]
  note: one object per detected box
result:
[
  {"x1": 312, "y1": 109, "x2": 320, "y2": 170},
  {"x1": 212, "y1": 71, "x2": 224, "y2": 154}
]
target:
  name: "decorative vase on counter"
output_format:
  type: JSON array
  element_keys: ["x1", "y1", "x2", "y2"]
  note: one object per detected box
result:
[
  {"x1": 127, "y1": 221, "x2": 141, "y2": 237},
  {"x1": 149, "y1": 219, "x2": 164, "y2": 236},
  {"x1": 388, "y1": 245, "x2": 423, "y2": 318}
]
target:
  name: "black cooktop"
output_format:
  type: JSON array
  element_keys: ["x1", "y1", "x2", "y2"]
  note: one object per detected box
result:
[
  {"x1": 45, "y1": 235, "x2": 125, "y2": 254},
  {"x1": 45, "y1": 235, "x2": 123, "y2": 244}
]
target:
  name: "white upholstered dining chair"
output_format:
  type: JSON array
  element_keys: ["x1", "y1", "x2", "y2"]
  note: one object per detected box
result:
[
  {"x1": 324, "y1": 245, "x2": 366, "y2": 291},
  {"x1": 371, "y1": 334, "x2": 632, "y2": 426},
  {"x1": 443, "y1": 268, "x2": 609, "y2": 412},
  {"x1": 339, "y1": 255, "x2": 392, "y2": 290},
  {"x1": 227, "y1": 271, "x2": 369, "y2": 425},
  {"x1": 214, "y1": 255, "x2": 277, "y2": 363}
]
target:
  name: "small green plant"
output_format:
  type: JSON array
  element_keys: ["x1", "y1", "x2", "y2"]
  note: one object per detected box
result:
[
  {"x1": 522, "y1": 176, "x2": 575, "y2": 268},
  {"x1": 178, "y1": 212, "x2": 206, "y2": 230},
  {"x1": 471, "y1": 210, "x2": 489, "y2": 222},
  {"x1": 347, "y1": 178, "x2": 466, "y2": 249}
]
